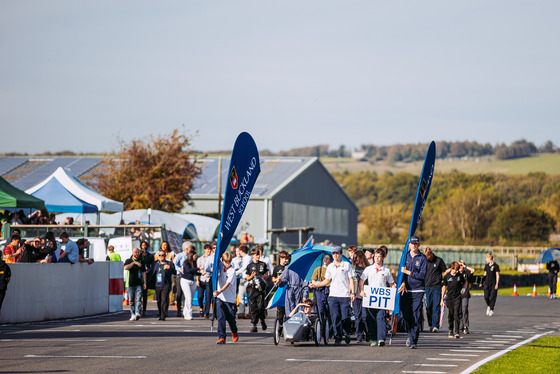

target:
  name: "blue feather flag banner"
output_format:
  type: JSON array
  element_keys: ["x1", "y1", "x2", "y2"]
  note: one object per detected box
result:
[
  {"x1": 212, "y1": 132, "x2": 261, "y2": 290},
  {"x1": 394, "y1": 141, "x2": 436, "y2": 315}
]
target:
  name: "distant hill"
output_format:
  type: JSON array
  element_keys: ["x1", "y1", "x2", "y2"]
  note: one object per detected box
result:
[{"x1": 322, "y1": 153, "x2": 560, "y2": 175}]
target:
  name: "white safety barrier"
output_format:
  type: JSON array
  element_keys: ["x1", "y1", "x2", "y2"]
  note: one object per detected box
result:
[{"x1": 0, "y1": 263, "x2": 111, "y2": 323}]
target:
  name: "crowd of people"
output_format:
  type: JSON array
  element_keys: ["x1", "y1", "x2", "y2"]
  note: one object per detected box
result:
[
  {"x1": 1, "y1": 230, "x2": 95, "y2": 265},
  {"x1": 115, "y1": 235, "x2": 510, "y2": 347}
]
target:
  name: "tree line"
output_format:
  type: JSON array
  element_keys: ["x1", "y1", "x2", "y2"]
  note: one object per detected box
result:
[
  {"x1": 254, "y1": 139, "x2": 558, "y2": 162},
  {"x1": 333, "y1": 169, "x2": 560, "y2": 246}
]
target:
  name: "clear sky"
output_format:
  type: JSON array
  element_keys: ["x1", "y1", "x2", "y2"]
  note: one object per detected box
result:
[{"x1": 1, "y1": 1, "x2": 558, "y2": 154}]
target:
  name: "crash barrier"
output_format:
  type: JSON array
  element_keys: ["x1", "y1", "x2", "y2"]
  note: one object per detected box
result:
[
  {"x1": 0, "y1": 262, "x2": 123, "y2": 324},
  {"x1": 109, "y1": 261, "x2": 124, "y2": 312}
]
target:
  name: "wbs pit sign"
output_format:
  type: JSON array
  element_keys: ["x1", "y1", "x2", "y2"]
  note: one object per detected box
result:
[{"x1": 363, "y1": 286, "x2": 396, "y2": 311}]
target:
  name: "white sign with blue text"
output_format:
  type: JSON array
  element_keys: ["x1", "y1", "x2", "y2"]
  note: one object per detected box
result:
[{"x1": 363, "y1": 286, "x2": 396, "y2": 311}]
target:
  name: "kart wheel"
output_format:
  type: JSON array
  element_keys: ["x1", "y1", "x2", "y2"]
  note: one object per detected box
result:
[
  {"x1": 273, "y1": 318, "x2": 282, "y2": 346},
  {"x1": 323, "y1": 318, "x2": 330, "y2": 345},
  {"x1": 314, "y1": 318, "x2": 321, "y2": 346}
]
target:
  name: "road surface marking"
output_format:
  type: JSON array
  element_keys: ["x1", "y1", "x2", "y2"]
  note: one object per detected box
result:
[
  {"x1": 458, "y1": 331, "x2": 553, "y2": 374},
  {"x1": 287, "y1": 359, "x2": 402, "y2": 363},
  {"x1": 25, "y1": 355, "x2": 145, "y2": 359}
]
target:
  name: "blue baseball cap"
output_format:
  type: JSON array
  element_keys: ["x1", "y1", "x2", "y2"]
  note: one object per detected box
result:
[
  {"x1": 332, "y1": 246, "x2": 342, "y2": 253},
  {"x1": 409, "y1": 236, "x2": 420, "y2": 243}
]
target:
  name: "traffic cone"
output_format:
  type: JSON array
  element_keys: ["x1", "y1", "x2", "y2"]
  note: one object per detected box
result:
[
  {"x1": 531, "y1": 284, "x2": 537, "y2": 297},
  {"x1": 512, "y1": 284, "x2": 519, "y2": 297},
  {"x1": 547, "y1": 287, "x2": 551, "y2": 297}
]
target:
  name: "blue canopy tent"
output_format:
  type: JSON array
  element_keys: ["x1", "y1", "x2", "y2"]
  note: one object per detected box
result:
[{"x1": 28, "y1": 177, "x2": 97, "y2": 213}]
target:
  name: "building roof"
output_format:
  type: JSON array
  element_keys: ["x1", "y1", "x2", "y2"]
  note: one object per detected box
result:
[
  {"x1": 191, "y1": 157, "x2": 317, "y2": 198},
  {"x1": 0, "y1": 156, "x2": 356, "y2": 208}
]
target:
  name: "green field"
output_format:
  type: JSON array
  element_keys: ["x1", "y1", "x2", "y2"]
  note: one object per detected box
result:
[
  {"x1": 322, "y1": 153, "x2": 560, "y2": 175},
  {"x1": 474, "y1": 337, "x2": 560, "y2": 373}
]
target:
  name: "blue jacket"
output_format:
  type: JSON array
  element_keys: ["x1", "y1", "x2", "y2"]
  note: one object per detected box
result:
[{"x1": 403, "y1": 252, "x2": 427, "y2": 291}]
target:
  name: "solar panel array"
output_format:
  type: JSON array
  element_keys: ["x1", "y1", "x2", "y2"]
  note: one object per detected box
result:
[
  {"x1": 192, "y1": 157, "x2": 313, "y2": 197},
  {"x1": 0, "y1": 156, "x2": 314, "y2": 197},
  {"x1": 0, "y1": 157, "x2": 28, "y2": 175},
  {"x1": 1, "y1": 157, "x2": 104, "y2": 191}
]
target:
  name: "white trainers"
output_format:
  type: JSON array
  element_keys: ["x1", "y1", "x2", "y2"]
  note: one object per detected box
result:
[
  {"x1": 486, "y1": 306, "x2": 490, "y2": 316},
  {"x1": 129, "y1": 315, "x2": 136, "y2": 321},
  {"x1": 135, "y1": 313, "x2": 141, "y2": 320},
  {"x1": 488, "y1": 310, "x2": 494, "y2": 316}
]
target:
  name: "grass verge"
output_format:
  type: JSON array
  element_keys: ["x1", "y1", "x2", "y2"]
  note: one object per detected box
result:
[{"x1": 474, "y1": 337, "x2": 560, "y2": 373}]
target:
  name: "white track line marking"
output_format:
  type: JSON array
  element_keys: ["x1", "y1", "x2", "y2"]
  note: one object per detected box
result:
[
  {"x1": 439, "y1": 353, "x2": 479, "y2": 357},
  {"x1": 25, "y1": 355, "x2": 145, "y2": 359},
  {"x1": 492, "y1": 335, "x2": 523, "y2": 338},
  {"x1": 458, "y1": 331, "x2": 553, "y2": 374},
  {"x1": 415, "y1": 364, "x2": 458, "y2": 367},
  {"x1": 3, "y1": 339, "x2": 106, "y2": 342},
  {"x1": 448, "y1": 349, "x2": 488, "y2": 353},
  {"x1": 402, "y1": 371, "x2": 447, "y2": 374},
  {"x1": 477, "y1": 340, "x2": 511, "y2": 343},
  {"x1": 286, "y1": 359, "x2": 402, "y2": 363},
  {"x1": 426, "y1": 358, "x2": 470, "y2": 361}
]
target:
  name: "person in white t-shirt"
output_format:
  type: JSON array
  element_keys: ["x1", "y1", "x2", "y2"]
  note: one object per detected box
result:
[
  {"x1": 359, "y1": 248, "x2": 395, "y2": 347},
  {"x1": 310, "y1": 246, "x2": 355, "y2": 346},
  {"x1": 213, "y1": 252, "x2": 239, "y2": 344}
]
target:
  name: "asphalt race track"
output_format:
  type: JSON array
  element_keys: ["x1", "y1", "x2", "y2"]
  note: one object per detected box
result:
[{"x1": 1, "y1": 295, "x2": 559, "y2": 374}]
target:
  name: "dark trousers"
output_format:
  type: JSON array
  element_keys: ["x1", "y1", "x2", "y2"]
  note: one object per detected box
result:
[
  {"x1": 175, "y1": 275, "x2": 184, "y2": 314},
  {"x1": 155, "y1": 285, "x2": 170, "y2": 318},
  {"x1": 197, "y1": 281, "x2": 212, "y2": 317},
  {"x1": 217, "y1": 299, "x2": 238, "y2": 339},
  {"x1": 352, "y1": 298, "x2": 367, "y2": 339},
  {"x1": 142, "y1": 287, "x2": 148, "y2": 313},
  {"x1": 425, "y1": 287, "x2": 442, "y2": 329},
  {"x1": 276, "y1": 306, "x2": 285, "y2": 322},
  {"x1": 314, "y1": 288, "x2": 329, "y2": 324},
  {"x1": 484, "y1": 287, "x2": 498, "y2": 310},
  {"x1": 446, "y1": 296, "x2": 462, "y2": 334},
  {"x1": 247, "y1": 285, "x2": 266, "y2": 325},
  {"x1": 0, "y1": 290, "x2": 5, "y2": 313},
  {"x1": 460, "y1": 297, "x2": 470, "y2": 330},
  {"x1": 328, "y1": 296, "x2": 351, "y2": 341},
  {"x1": 548, "y1": 273, "x2": 558, "y2": 295},
  {"x1": 366, "y1": 307, "x2": 387, "y2": 341},
  {"x1": 400, "y1": 291, "x2": 424, "y2": 345}
]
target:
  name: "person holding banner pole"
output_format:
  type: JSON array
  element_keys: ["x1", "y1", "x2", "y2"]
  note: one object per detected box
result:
[
  {"x1": 310, "y1": 246, "x2": 355, "y2": 346},
  {"x1": 359, "y1": 248, "x2": 395, "y2": 347},
  {"x1": 397, "y1": 236, "x2": 427, "y2": 349}
]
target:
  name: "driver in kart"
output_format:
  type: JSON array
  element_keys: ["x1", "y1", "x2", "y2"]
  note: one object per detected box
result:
[{"x1": 289, "y1": 299, "x2": 315, "y2": 318}]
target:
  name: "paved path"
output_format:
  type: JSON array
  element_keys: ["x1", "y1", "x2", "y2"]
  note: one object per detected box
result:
[{"x1": 1, "y1": 295, "x2": 559, "y2": 373}]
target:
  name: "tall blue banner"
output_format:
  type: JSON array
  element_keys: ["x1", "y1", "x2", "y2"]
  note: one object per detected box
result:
[
  {"x1": 394, "y1": 141, "x2": 436, "y2": 315},
  {"x1": 212, "y1": 132, "x2": 261, "y2": 290}
]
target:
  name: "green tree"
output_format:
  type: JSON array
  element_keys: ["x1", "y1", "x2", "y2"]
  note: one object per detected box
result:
[
  {"x1": 489, "y1": 205, "x2": 555, "y2": 243},
  {"x1": 95, "y1": 129, "x2": 204, "y2": 212}
]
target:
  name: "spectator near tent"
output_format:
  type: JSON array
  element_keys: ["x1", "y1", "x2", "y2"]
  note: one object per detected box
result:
[
  {"x1": 58, "y1": 232, "x2": 79, "y2": 264},
  {"x1": 76, "y1": 239, "x2": 94, "y2": 264},
  {"x1": 3, "y1": 234, "x2": 21, "y2": 263}
]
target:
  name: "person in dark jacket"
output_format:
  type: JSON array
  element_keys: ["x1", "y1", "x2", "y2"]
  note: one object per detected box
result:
[
  {"x1": 423, "y1": 247, "x2": 446, "y2": 332},
  {"x1": 139, "y1": 241, "x2": 154, "y2": 316},
  {"x1": 149, "y1": 250, "x2": 176, "y2": 320},
  {"x1": 180, "y1": 251, "x2": 201, "y2": 320},
  {"x1": 547, "y1": 259, "x2": 559, "y2": 299},
  {"x1": 0, "y1": 257, "x2": 12, "y2": 313},
  {"x1": 398, "y1": 236, "x2": 427, "y2": 349}
]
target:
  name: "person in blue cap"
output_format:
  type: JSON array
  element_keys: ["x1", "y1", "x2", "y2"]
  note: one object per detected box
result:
[{"x1": 398, "y1": 236, "x2": 427, "y2": 349}]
